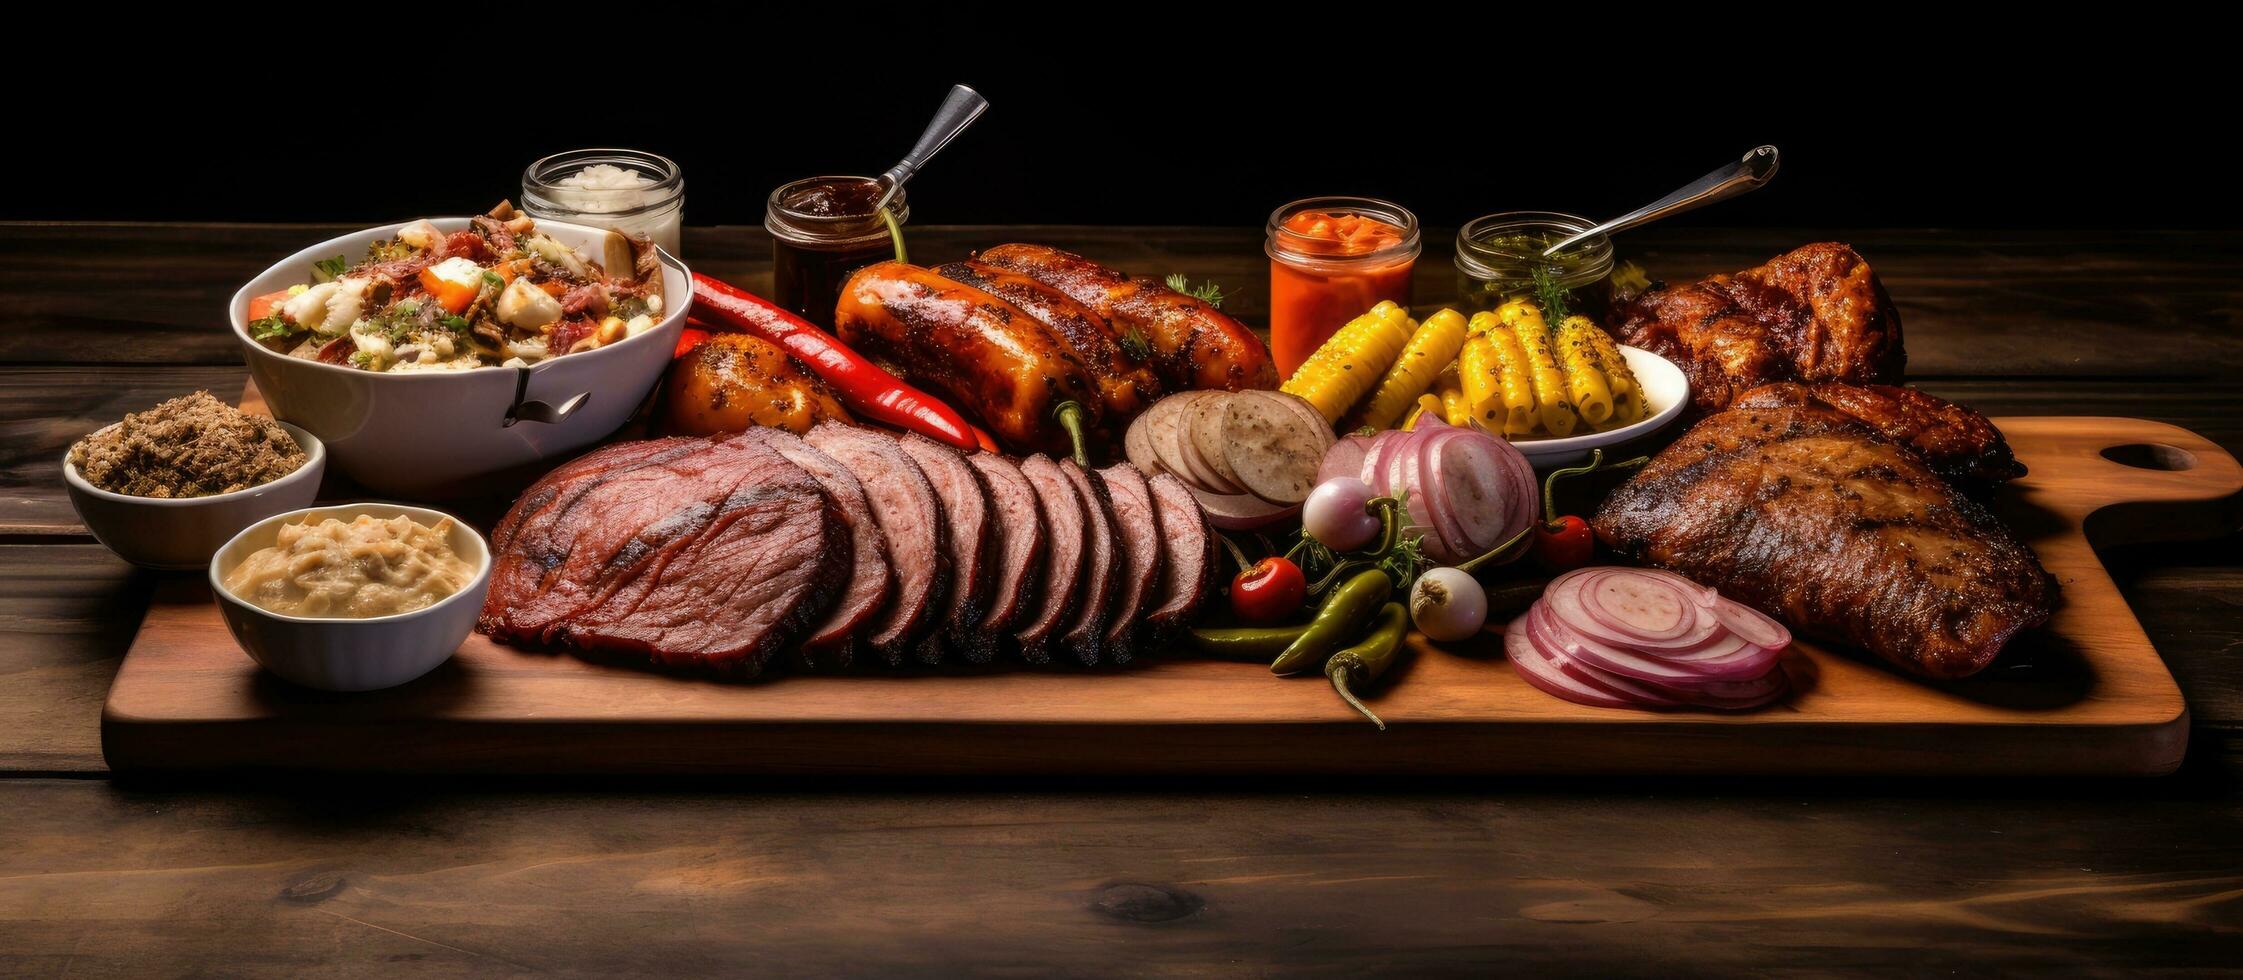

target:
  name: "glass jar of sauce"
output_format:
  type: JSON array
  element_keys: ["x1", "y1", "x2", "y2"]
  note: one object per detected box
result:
[
  {"x1": 765, "y1": 176, "x2": 908, "y2": 328},
  {"x1": 521, "y1": 148, "x2": 685, "y2": 258},
  {"x1": 1453, "y1": 211, "x2": 1615, "y2": 322},
  {"x1": 1265, "y1": 197, "x2": 1421, "y2": 380}
]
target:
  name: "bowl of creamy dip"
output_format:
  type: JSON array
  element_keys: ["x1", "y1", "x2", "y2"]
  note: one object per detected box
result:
[{"x1": 210, "y1": 503, "x2": 492, "y2": 691}]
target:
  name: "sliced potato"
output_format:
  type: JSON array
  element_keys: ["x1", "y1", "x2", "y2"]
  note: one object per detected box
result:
[
  {"x1": 1188, "y1": 392, "x2": 1247, "y2": 495},
  {"x1": 601, "y1": 230, "x2": 635, "y2": 279},
  {"x1": 1222, "y1": 392, "x2": 1323, "y2": 505}
]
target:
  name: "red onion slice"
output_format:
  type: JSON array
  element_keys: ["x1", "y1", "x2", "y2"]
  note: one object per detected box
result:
[
  {"x1": 1318, "y1": 435, "x2": 1373, "y2": 486},
  {"x1": 1545, "y1": 568, "x2": 1723, "y2": 652},
  {"x1": 1504, "y1": 617, "x2": 1641, "y2": 709},
  {"x1": 1507, "y1": 566, "x2": 1798, "y2": 713},
  {"x1": 1713, "y1": 597, "x2": 1793, "y2": 651},
  {"x1": 1530, "y1": 604, "x2": 1774, "y2": 686}
]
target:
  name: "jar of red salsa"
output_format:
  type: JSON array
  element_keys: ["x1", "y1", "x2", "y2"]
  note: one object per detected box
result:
[
  {"x1": 765, "y1": 176, "x2": 908, "y2": 328},
  {"x1": 1265, "y1": 197, "x2": 1421, "y2": 380}
]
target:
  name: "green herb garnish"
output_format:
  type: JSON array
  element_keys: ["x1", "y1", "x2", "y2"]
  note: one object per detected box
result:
[
  {"x1": 482, "y1": 271, "x2": 504, "y2": 287},
  {"x1": 1532, "y1": 265, "x2": 1573, "y2": 323},
  {"x1": 1117, "y1": 328, "x2": 1154, "y2": 362},
  {"x1": 311, "y1": 255, "x2": 350, "y2": 284},
  {"x1": 248, "y1": 315, "x2": 298, "y2": 342},
  {"x1": 347, "y1": 349, "x2": 376, "y2": 369},
  {"x1": 440, "y1": 315, "x2": 471, "y2": 333},
  {"x1": 1165, "y1": 273, "x2": 1226, "y2": 308}
]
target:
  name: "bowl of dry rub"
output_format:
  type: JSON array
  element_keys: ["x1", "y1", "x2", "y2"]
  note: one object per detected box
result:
[{"x1": 63, "y1": 391, "x2": 326, "y2": 570}]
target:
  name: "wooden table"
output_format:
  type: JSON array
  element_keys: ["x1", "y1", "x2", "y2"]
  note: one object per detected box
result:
[{"x1": 4, "y1": 224, "x2": 2241, "y2": 974}]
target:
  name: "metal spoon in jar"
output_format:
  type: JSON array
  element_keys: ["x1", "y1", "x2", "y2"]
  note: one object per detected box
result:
[
  {"x1": 1542, "y1": 145, "x2": 1781, "y2": 257},
  {"x1": 869, "y1": 84, "x2": 990, "y2": 214}
]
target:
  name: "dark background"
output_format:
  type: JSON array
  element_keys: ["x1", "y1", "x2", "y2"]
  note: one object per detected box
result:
[{"x1": 12, "y1": 32, "x2": 2224, "y2": 230}]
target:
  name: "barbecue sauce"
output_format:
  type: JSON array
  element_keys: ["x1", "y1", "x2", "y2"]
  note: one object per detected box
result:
[{"x1": 765, "y1": 176, "x2": 907, "y2": 327}]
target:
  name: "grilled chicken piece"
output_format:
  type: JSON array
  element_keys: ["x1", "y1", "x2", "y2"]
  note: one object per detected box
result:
[
  {"x1": 1731, "y1": 382, "x2": 2026, "y2": 489},
  {"x1": 1593, "y1": 398, "x2": 2056, "y2": 680},
  {"x1": 1612, "y1": 243, "x2": 1905, "y2": 415}
]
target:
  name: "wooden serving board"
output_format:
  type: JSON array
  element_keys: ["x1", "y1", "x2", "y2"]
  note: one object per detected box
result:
[{"x1": 101, "y1": 417, "x2": 2242, "y2": 777}]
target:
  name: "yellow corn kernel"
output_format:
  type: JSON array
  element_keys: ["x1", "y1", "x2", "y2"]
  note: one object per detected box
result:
[
  {"x1": 1555, "y1": 316, "x2": 1615, "y2": 428},
  {"x1": 1499, "y1": 301, "x2": 1577, "y2": 437},
  {"x1": 1349, "y1": 308, "x2": 1469, "y2": 430},
  {"x1": 1280, "y1": 304, "x2": 1415, "y2": 424},
  {"x1": 1434, "y1": 362, "x2": 1471, "y2": 427},
  {"x1": 1477, "y1": 317, "x2": 1537, "y2": 437},
  {"x1": 1586, "y1": 327, "x2": 1645, "y2": 425}
]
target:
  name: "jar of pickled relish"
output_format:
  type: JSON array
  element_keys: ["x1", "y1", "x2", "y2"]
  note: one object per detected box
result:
[
  {"x1": 1453, "y1": 211, "x2": 1615, "y2": 322},
  {"x1": 765, "y1": 176, "x2": 908, "y2": 328},
  {"x1": 1265, "y1": 197, "x2": 1421, "y2": 380}
]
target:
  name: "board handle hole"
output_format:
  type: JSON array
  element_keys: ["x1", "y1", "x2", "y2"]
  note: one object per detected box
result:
[{"x1": 2101, "y1": 443, "x2": 2197, "y2": 471}]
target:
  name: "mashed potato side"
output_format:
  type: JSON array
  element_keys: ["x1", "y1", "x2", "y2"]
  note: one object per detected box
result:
[{"x1": 224, "y1": 514, "x2": 475, "y2": 618}]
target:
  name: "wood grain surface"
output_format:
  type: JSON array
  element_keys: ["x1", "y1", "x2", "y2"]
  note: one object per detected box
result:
[
  {"x1": 5, "y1": 222, "x2": 2242, "y2": 974},
  {"x1": 99, "y1": 416, "x2": 2237, "y2": 777}
]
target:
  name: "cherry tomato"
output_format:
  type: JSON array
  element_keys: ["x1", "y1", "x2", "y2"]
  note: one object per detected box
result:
[
  {"x1": 1230, "y1": 556, "x2": 1306, "y2": 624},
  {"x1": 1532, "y1": 514, "x2": 1596, "y2": 572}
]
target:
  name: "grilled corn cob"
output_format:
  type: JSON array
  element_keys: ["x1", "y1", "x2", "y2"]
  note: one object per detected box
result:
[
  {"x1": 1497, "y1": 300, "x2": 1577, "y2": 437},
  {"x1": 1434, "y1": 362, "x2": 1471, "y2": 427},
  {"x1": 1585, "y1": 327, "x2": 1645, "y2": 425},
  {"x1": 1349, "y1": 308, "x2": 1469, "y2": 430},
  {"x1": 1456, "y1": 332, "x2": 1505, "y2": 432},
  {"x1": 1555, "y1": 315, "x2": 1616, "y2": 428},
  {"x1": 1281, "y1": 301, "x2": 1414, "y2": 423},
  {"x1": 1466, "y1": 311, "x2": 1535, "y2": 437}
]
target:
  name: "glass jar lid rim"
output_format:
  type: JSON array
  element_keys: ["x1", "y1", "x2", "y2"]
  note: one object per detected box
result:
[
  {"x1": 1266, "y1": 195, "x2": 1423, "y2": 264},
  {"x1": 521, "y1": 149, "x2": 684, "y2": 219},
  {"x1": 1454, "y1": 210, "x2": 1612, "y2": 279},
  {"x1": 769, "y1": 175, "x2": 906, "y2": 223}
]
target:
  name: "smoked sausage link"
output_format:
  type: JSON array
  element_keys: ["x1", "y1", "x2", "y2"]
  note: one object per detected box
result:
[
  {"x1": 835, "y1": 262, "x2": 1104, "y2": 456},
  {"x1": 974, "y1": 244, "x2": 1277, "y2": 393}
]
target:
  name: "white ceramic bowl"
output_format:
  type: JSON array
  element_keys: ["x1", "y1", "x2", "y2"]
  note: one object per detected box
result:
[
  {"x1": 63, "y1": 420, "x2": 327, "y2": 571},
  {"x1": 210, "y1": 503, "x2": 492, "y2": 692},
  {"x1": 229, "y1": 218, "x2": 690, "y2": 499},
  {"x1": 1511, "y1": 346, "x2": 1691, "y2": 469}
]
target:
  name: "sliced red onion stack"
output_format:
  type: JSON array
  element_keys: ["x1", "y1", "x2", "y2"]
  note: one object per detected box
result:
[
  {"x1": 1318, "y1": 416, "x2": 1537, "y2": 565},
  {"x1": 1502, "y1": 567, "x2": 1793, "y2": 710}
]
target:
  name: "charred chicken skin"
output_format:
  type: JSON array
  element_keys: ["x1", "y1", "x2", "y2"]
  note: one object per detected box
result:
[
  {"x1": 1593, "y1": 398, "x2": 2056, "y2": 680},
  {"x1": 1731, "y1": 382, "x2": 2026, "y2": 490},
  {"x1": 1612, "y1": 243, "x2": 1906, "y2": 415}
]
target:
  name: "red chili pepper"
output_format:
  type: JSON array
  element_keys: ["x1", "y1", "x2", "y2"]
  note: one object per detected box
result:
[
  {"x1": 689, "y1": 273, "x2": 983, "y2": 451},
  {"x1": 1230, "y1": 556, "x2": 1307, "y2": 625},
  {"x1": 673, "y1": 326, "x2": 710, "y2": 359}
]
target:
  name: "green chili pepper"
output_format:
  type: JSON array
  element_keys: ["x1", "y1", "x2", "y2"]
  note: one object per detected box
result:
[
  {"x1": 1326, "y1": 602, "x2": 1410, "y2": 729},
  {"x1": 1269, "y1": 568, "x2": 1393, "y2": 676},
  {"x1": 1187, "y1": 624, "x2": 1309, "y2": 661}
]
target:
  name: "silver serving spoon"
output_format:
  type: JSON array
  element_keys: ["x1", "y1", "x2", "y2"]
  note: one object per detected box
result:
[
  {"x1": 1543, "y1": 145, "x2": 1781, "y2": 256},
  {"x1": 870, "y1": 84, "x2": 990, "y2": 214}
]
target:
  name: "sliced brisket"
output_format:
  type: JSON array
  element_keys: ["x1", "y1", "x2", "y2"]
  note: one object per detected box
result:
[
  {"x1": 1057, "y1": 461, "x2": 1119, "y2": 665},
  {"x1": 964, "y1": 452, "x2": 1045, "y2": 656},
  {"x1": 1142, "y1": 471, "x2": 1215, "y2": 640},
  {"x1": 805, "y1": 421, "x2": 948, "y2": 663},
  {"x1": 737, "y1": 427, "x2": 889, "y2": 667},
  {"x1": 1095, "y1": 463, "x2": 1165, "y2": 661},
  {"x1": 481, "y1": 435, "x2": 845, "y2": 679},
  {"x1": 1013, "y1": 454, "x2": 1084, "y2": 663},
  {"x1": 896, "y1": 434, "x2": 996, "y2": 664}
]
